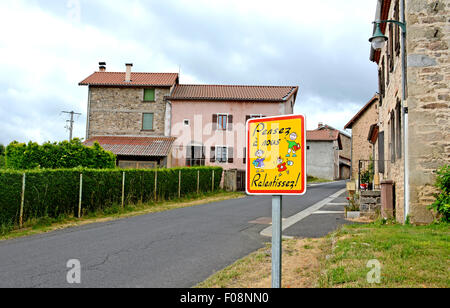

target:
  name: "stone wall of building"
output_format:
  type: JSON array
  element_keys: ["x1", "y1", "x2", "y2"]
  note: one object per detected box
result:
[
  {"x1": 87, "y1": 87, "x2": 171, "y2": 138},
  {"x1": 340, "y1": 133, "x2": 352, "y2": 159},
  {"x1": 350, "y1": 101, "x2": 379, "y2": 180},
  {"x1": 406, "y1": 0, "x2": 449, "y2": 223}
]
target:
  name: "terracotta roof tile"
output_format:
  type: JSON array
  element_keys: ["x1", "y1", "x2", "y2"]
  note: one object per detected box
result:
[
  {"x1": 307, "y1": 130, "x2": 340, "y2": 141},
  {"x1": 84, "y1": 136, "x2": 176, "y2": 157},
  {"x1": 166, "y1": 84, "x2": 298, "y2": 102},
  {"x1": 79, "y1": 72, "x2": 179, "y2": 87}
]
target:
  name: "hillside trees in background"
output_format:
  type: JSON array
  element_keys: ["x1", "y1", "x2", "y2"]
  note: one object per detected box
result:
[{"x1": 4, "y1": 138, "x2": 116, "y2": 170}]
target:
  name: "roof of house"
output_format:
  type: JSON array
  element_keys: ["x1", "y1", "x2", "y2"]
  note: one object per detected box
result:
[
  {"x1": 79, "y1": 72, "x2": 179, "y2": 87},
  {"x1": 307, "y1": 130, "x2": 340, "y2": 141},
  {"x1": 84, "y1": 136, "x2": 176, "y2": 157},
  {"x1": 166, "y1": 84, "x2": 299, "y2": 102},
  {"x1": 307, "y1": 129, "x2": 343, "y2": 150},
  {"x1": 344, "y1": 94, "x2": 379, "y2": 130}
]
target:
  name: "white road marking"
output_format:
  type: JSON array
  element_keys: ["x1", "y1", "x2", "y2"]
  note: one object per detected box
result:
[
  {"x1": 260, "y1": 188, "x2": 347, "y2": 238},
  {"x1": 313, "y1": 211, "x2": 345, "y2": 215}
]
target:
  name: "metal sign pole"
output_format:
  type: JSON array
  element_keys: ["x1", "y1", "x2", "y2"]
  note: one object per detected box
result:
[{"x1": 272, "y1": 195, "x2": 282, "y2": 288}]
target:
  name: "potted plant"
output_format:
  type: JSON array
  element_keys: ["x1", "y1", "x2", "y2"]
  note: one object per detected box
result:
[{"x1": 345, "y1": 193, "x2": 361, "y2": 219}]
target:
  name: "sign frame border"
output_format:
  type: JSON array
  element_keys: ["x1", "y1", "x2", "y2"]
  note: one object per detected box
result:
[{"x1": 245, "y1": 114, "x2": 307, "y2": 196}]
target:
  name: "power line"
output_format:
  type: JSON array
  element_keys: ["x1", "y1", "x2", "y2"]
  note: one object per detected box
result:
[{"x1": 62, "y1": 111, "x2": 82, "y2": 141}]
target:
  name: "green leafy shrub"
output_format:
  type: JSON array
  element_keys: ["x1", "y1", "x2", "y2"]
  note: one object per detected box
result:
[
  {"x1": 0, "y1": 166, "x2": 223, "y2": 227},
  {"x1": 0, "y1": 144, "x2": 5, "y2": 169},
  {"x1": 5, "y1": 139, "x2": 116, "y2": 170},
  {"x1": 430, "y1": 165, "x2": 449, "y2": 222}
]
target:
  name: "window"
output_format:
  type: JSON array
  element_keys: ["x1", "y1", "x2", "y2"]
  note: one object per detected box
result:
[
  {"x1": 216, "y1": 146, "x2": 228, "y2": 163},
  {"x1": 389, "y1": 23, "x2": 394, "y2": 72},
  {"x1": 378, "y1": 131, "x2": 385, "y2": 173},
  {"x1": 390, "y1": 111, "x2": 396, "y2": 163},
  {"x1": 212, "y1": 114, "x2": 233, "y2": 131},
  {"x1": 396, "y1": 101, "x2": 402, "y2": 158},
  {"x1": 218, "y1": 114, "x2": 228, "y2": 130},
  {"x1": 184, "y1": 119, "x2": 190, "y2": 126},
  {"x1": 186, "y1": 146, "x2": 205, "y2": 166},
  {"x1": 144, "y1": 89, "x2": 155, "y2": 102},
  {"x1": 243, "y1": 147, "x2": 247, "y2": 164},
  {"x1": 380, "y1": 57, "x2": 386, "y2": 98},
  {"x1": 142, "y1": 113, "x2": 154, "y2": 130},
  {"x1": 211, "y1": 146, "x2": 233, "y2": 164},
  {"x1": 394, "y1": 0, "x2": 401, "y2": 56}
]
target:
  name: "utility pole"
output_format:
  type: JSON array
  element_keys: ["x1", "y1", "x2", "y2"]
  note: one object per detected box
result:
[{"x1": 62, "y1": 111, "x2": 82, "y2": 141}]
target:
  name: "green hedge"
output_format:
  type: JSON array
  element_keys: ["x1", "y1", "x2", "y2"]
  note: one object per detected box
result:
[
  {"x1": 0, "y1": 166, "x2": 223, "y2": 227},
  {"x1": 5, "y1": 139, "x2": 116, "y2": 170}
]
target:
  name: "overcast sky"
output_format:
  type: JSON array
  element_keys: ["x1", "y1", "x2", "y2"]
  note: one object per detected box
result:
[{"x1": 0, "y1": 0, "x2": 378, "y2": 145}]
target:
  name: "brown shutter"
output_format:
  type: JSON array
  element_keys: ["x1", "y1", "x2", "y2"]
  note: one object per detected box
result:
[
  {"x1": 378, "y1": 132, "x2": 385, "y2": 173},
  {"x1": 228, "y1": 115, "x2": 233, "y2": 131},
  {"x1": 228, "y1": 147, "x2": 234, "y2": 164},
  {"x1": 210, "y1": 147, "x2": 216, "y2": 163},
  {"x1": 212, "y1": 114, "x2": 218, "y2": 131}
]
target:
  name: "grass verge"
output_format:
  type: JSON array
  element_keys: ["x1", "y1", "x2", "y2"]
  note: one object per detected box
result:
[
  {"x1": 0, "y1": 190, "x2": 244, "y2": 241},
  {"x1": 197, "y1": 221, "x2": 450, "y2": 288},
  {"x1": 307, "y1": 176, "x2": 332, "y2": 184}
]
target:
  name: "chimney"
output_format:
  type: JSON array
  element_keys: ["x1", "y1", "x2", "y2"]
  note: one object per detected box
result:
[
  {"x1": 125, "y1": 63, "x2": 133, "y2": 82},
  {"x1": 99, "y1": 62, "x2": 106, "y2": 72},
  {"x1": 318, "y1": 122, "x2": 324, "y2": 128}
]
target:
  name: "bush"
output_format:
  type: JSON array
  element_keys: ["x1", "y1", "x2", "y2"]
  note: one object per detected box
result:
[
  {"x1": 0, "y1": 166, "x2": 223, "y2": 227},
  {"x1": 5, "y1": 139, "x2": 116, "y2": 170},
  {"x1": 430, "y1": 165, "x2": 449, "y2": 222}
]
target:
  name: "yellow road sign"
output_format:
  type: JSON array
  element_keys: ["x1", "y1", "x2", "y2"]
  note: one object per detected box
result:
[{"x1": 246, "y1": 115, "x2": 307, "y2": 195}]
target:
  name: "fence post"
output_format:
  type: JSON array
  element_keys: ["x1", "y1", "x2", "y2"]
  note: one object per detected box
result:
[
  {"x1": 178, "y1": 170, "x2": 181, "y2": 199},
  {"x1": 154, "y1": 170, "x2": 158, "y2": 202},
  {"x1": 197, "y1": 170, "x2": 200, "y2": 195},
  {"x1": 19, "y1": 173, "x2": 26, "y2": 228},
  {"x1": 212, "y1": 170, "x2": 215, "y2": 192},
  {"x1": 78, "y1": 173, "x2": 83, "y2": 218},
  {"x1": 122, "y1": 172, "x2": 125, "y2": 208}
]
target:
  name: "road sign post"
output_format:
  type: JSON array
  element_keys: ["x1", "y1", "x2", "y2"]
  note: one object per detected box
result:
[
  {"x1": 246, "y1": 114, "x2": 307, "y2": 288},
  {"x1": 272, "y1": 195, "x2": 282, "y2": 288}
]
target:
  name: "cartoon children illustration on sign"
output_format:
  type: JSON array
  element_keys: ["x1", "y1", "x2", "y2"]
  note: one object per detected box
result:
[
  {"x1": 253, "y1": 149, "x2": 266, "y2": 173},
  {"x1": 277, "y1": 157, "x2": 294, "y2": 177},
  {"x1": 285, "y1": 132, "x2": 301, "y2": 157}
]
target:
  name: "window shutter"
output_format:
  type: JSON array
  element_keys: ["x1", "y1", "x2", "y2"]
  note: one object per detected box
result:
[
  {"x1": 228, "y1": 147, "x2": 234, "y2": 164},
  {"x1": 210, "y1": 147, "x2": 216, "y2": 163},
  {"x1": 142, "y1": 113, "x2": 154, "y2": 130},
  {"x1": 144, "y1": 89, "x2": 155, "y2": 101},
  {"x1": 378, "y1": 132, "x2": 385, "y2": 173},
  {"x1": 212, "y1": 114, "x2": 218, "y2": 131},
  {"x1": 228, "y1": 115, "x2": 233, "y2": 131}
]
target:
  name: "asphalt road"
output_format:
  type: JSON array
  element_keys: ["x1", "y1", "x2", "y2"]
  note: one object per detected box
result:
[{"x1": 0, "y1": 181, "x2": 347, "y2": 288}]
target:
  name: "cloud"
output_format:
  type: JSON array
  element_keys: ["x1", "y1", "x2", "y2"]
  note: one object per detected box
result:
[{"x1": 0, "y1": 0, "x2": 378, "y2": 145}]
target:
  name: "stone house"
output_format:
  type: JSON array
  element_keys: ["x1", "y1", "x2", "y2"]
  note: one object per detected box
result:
[
  {"x1": 367, "y1": 0, "x2": 449, "y2": 224},
  {"x1": 79, "y1": 63, "x2": 179, "y2": 168},
  {"x1": 166, "y1": 84, "x2": 298, "y2": 170},
  {"x1": 344, "y1": 95, "x2": 380, "y2": 181},
  {"x1": 306, "y1": 125, "x2": 350, "y2": 181}
]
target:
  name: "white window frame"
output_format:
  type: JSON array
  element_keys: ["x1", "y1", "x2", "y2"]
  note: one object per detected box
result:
[{"x1": 215, "y1": 145, "x2": 228, "y2": 163}]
